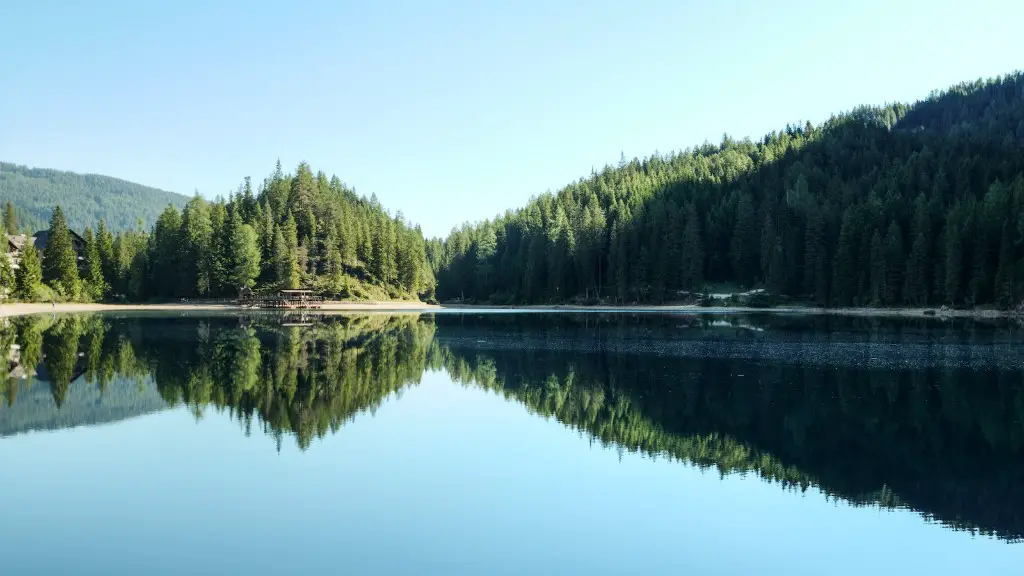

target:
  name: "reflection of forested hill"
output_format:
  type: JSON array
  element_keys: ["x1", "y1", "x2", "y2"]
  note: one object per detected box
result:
[
  {"x1": 4, "y1": 311, "x2": 1024, "y2": 542},
  {"x1": 429, "y1": 313, "x2": 1024, "y2": 542},
  {"x1": 0, "y1": 376, "x2": 167, "y2": 437},
  {"x1": 106, "y1": 312, "x2": 437, "y2": 449}
]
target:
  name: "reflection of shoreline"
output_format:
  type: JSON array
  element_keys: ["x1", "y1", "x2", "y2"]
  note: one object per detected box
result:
[
  {"x1": 2, "y1": 301, "x2": 1017, "y2": 320},
  {"x1": 4, "y1": 312, "x2": 1024, "y2": 543}
]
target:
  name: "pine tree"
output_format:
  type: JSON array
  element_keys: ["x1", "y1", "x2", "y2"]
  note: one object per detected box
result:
[
  {"x1": 82, "y1": 227, "x2": 107, "y2": 301},
  {"x1": 833, "y1": 207, "x2": 861, "y2": 306},
  {"x1": 16, "y1": 245, "x2": 42, "y2": 300},
  {"x1": 731, "y1": 194, "x2": 758, "y2": 287},
  {"x1": 475, "y1": 225, "x2": 497, "y2": 296},
  {"x1": 884, "y1": 221, "x2": 905, "y2": 305},
  {"x1": 4, "y1": 201, "x2": 17, "y2": 235},
  {"x1": 679, "y1": 203, "x2": 704, "y2": 291},
  {"x1": 803, "y1": 207, "x2": 829, "y2": 305},
  {"x1": 869, "y1": 229, "x2": 886, "y2": 305},
  {"x1": 228, "y1": 224, "x2": 261, "y2": 289},
  {"x1": 944, "y1": 221, "x2": 964, "y2": 306},
  {"x1": 994, "y1": 221, "x2": 1016, "y2": 308},
  {"x1": 903, "y1": 233, "x2": 929, "y2": 306},
  {"x1": 96, "y1": 219, "x2": 116, "y2": 293},
  {"x1": 42, "y1": 206, "x2": 80, "y2": 300},
  {"x1": 384, "y1": 220, "x2": 399, "y2": 287},
  {"x1": 0, "y1": 249, "x2": 14, "y2": 300},
  {"x1": 273, "y1": 226, "x2": 299, "y2": 289},
  {"x1": 150, "y1": 206, "x2": 183, "y2": 298},
  {"x1": 181, "y1": 197, "x2": 213, "y2": 296}
]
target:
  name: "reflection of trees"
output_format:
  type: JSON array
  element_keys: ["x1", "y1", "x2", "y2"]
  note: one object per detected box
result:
[
  {"x1": 5, "y1": 311, "x2": 1024, "y2": 542},
  {"x1": 112, "y1": 314, "x2": 436, "y2": 449},
  {"x1": 429, "y1": 313, "x2": 1024, "y2": 542}
]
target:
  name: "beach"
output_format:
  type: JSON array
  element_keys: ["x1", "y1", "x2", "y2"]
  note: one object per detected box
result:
[{"x1": 0, "y1": 300, "x2": 438, "y2": 318}]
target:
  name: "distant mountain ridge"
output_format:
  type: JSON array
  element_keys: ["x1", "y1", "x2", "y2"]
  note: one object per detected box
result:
[{"x1": 0, "y1": 162, "x2": 189, "y2": 233}]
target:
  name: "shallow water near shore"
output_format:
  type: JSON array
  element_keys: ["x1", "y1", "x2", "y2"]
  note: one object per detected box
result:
[{"x1": 1, "y1": 311, "x2": 1023, "y2": 574}]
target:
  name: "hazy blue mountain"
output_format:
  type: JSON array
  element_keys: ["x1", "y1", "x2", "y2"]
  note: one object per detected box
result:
[{"x1": 0, "y1": 162, "x2": 189, "y2": 233}]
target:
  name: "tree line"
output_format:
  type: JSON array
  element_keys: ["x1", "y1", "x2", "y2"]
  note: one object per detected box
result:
[
  {"x1": 430, "y1": 71, "x2": 1024, "y2": 308},
  {"x1": 1, "y1": 162, "x2": 436, "y2": 302},
  {"x1": 0, "y1": 161, "x2": 189, "y2": 233}
]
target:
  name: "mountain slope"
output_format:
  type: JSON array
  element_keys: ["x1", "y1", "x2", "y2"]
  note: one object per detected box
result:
[
  {"x1": 431, "y1": 70, "x2": 1024, "y2": 309},
  {"x1": 0, "y1": 162, "x2": 189, "y2": 233}
]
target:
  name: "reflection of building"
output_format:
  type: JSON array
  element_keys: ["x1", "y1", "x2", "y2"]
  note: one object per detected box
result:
[
  {"x1": 5, "y1": 341, "x2": 34, "y2": 380},
  {"x1": 5, "y1": 229, "x2": 87, "y2": 270}
]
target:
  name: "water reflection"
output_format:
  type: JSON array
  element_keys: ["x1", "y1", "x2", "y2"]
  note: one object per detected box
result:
[{"x1": 2, "y1": 311, "x2": 1024, "y2": 543}]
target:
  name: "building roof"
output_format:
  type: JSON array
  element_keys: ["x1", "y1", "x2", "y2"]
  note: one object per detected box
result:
[
  {"x1": 31, "y1": 229, "x2": 86, "y2": 256},
  {"x1": 6, "y1": 234, "x2": 30, "y2": 252}
]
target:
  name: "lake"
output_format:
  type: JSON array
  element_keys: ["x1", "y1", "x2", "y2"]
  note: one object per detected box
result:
[{"x1": 1, "y1": 311, "x2": 1023, "y2": 575}]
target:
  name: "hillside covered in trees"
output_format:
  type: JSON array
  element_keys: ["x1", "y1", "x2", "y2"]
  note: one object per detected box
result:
[
  {"x1": 431, "y1": 71, "x2": 1024, "y2": 309},
  {"x1": 1, "y1": 161, "x2": 435, "y2": 302},
  {"x1": 0, "y1": 162, "x2": 189, "y2": 232}
]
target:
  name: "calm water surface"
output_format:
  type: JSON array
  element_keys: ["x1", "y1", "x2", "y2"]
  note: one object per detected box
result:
[{"x1": 1, "y1": 311, "x2": 1023, "y2": 575}]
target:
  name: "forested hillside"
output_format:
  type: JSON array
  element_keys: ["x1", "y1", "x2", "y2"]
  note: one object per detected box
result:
[
  {"x1": 431, "y1": 72, "x2": 1024, "y2": 308},
  {"x1": 3, "y1": 161, "x2": 435, "y2": 302},
  {"x1": 0, "y1": 162, "x2": 188, "y2": 232}
]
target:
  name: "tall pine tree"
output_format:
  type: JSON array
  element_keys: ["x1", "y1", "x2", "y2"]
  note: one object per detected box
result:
[{"x1": 41, "y1": 206, "x2": 80, "y2": 300}]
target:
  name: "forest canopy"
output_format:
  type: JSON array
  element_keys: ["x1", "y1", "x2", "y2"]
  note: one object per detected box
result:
[
  {"x1": 430, "y1": 71, "x2": 1024, "y2": 309},
  {"x1": 0, "y1": 162, "x2": 189, "y2": 233},
  {"x1": 4, "y1": 71, "x2": 1024, "y2": 308},
  {"x1": 1, "y1": 162, "x2": 435, "y2": 302}
]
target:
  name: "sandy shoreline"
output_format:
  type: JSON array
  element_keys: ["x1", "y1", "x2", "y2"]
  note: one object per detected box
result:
[
  {"x1": 0, "y1": 300, "x2": 1016, "y2": 319},
  {"x1": 0, "y1": 301, "x2": 437, "y2": 318}
]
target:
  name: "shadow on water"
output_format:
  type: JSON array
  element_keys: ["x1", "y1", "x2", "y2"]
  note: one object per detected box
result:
[{"x1": 2, "y1": 311, "x2": 1024, "y2": 542}]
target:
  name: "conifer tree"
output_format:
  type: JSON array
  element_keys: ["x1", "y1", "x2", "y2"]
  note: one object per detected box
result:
[
  {"x1": 96, "y1": 219, "x2": 116, "y2": 292},
  {"x1": 16, "y1": 245, "x2": 42, "y2": 300},
  {"x1": 42, "y1": 206, "x2": 80, "y2": 300},
  {"x1": 0, "y1": 248, "x2": 15, "y2": 300},
  {"x1": 884, "y1": 221, "x2": 905, "y2": 305},
  {"x1": 82, "y1": 227, "x2": 107, "y2": 301},
  {"x1": 4, "y1": 201, "x2": 17, "y2": 235},
  {"x1": 228, "y1": 223, "x2": 261, "y2": 289},
  {"x1": 994, "y1": 221, "x2": 1016, "y2": 308}
]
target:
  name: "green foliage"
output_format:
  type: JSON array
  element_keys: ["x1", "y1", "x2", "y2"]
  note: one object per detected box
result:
[
  {"x1": 82, "y1": 227, "x2": 107, "y2": 302},
  {"x1": 0, "y1": 162, "x2": 188, "y2": 232},
  {"x1": 4, "y1": 200, "x2": 17, "y2": 234},
  {"x1": 228, "y1": 223, "x2": 261, "y2": 289},
  {"x1": 433, "y1": 71, "x2": 1024, "y2": 309},
  {"x1": 51, "y1": 161, "x2": 436, "y2": 301},
  {"x1": 276, "y1": 213, "x2": 301, "y2": 289},
  {"x1": 0, "y1": 249, "x2": 14, "y2": 299},
  {"x1": 96, "y1": 220, "x2": 115, "y2": 297},
  {"x1": 41, "y1": 206, "x2": 80, "y2": 300},
  {"x1": 15, "y1": 245, "x2": 42, "y2": 300}
]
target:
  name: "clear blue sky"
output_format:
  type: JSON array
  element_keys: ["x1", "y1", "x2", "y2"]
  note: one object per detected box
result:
[{"x1": 2, "y1": 0, "x2": 1022, "y2": 238}]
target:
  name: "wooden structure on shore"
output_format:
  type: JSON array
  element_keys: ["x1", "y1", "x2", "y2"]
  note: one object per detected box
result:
[{"x1": 237, "y1": 288, "x2": 323, "y2": 310}]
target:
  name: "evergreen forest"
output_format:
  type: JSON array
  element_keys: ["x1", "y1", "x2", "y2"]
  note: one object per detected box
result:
[
  {"x1": 1, "y1": 162, "x2": 435, "y2": 302},
  {"x1": 432, "y1": 72, "x2": 1024, "y2": 308},
  {"x1": 0, "y1": 162, "x2": 189, "y2": 232},
  {"x1": 5, "y1": 71, "x2": 1024, "y2": 309}
]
